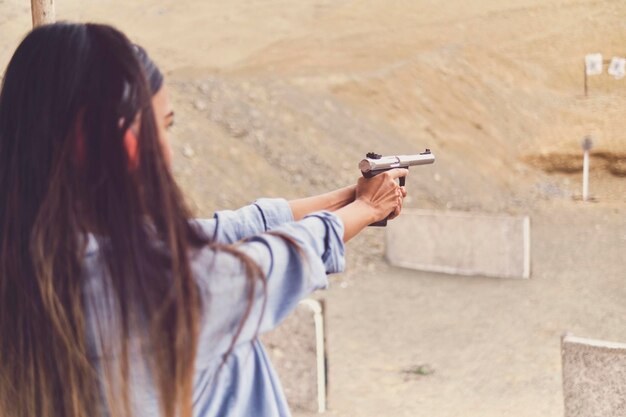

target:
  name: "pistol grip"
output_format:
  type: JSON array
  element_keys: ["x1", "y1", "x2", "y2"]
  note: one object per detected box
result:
[{"x1": 363, "y1": 168, "x2": 406, "y2": 227}]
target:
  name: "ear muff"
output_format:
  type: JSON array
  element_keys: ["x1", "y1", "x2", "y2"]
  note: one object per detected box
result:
[
  {"x1": 74, "y1": 112, "x2": 139, "y2": 171},
  {"x1": 124, "y1": 129, "x2": 139, "y2": 170}
]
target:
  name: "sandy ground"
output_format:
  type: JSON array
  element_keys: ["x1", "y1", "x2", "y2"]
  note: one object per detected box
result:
[
  {"x1": 314, "y1": 202, "x2": 625, "y2": 417},
  {"x1": 1, "y1": 1, "x2": 625, "y2": 416}
]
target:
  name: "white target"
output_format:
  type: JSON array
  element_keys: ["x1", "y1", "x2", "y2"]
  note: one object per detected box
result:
[
  {"x1": 607, "y1": 56, "x2": 626, "y2": 80},
  {"x1": 585, "y1": 53, "x2": 603, "y2": 76}
]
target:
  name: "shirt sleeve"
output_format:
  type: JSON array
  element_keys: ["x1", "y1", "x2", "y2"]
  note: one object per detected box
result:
[
  {"x1": 193, "y1": 198, "x2": 294, "y2": 245},
  {"x1": 192, "y1": 211, "x2": 345, "y2": 367}
]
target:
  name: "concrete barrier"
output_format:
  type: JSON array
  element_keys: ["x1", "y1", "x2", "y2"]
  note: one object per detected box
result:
[
  {"x1": 386, "y1": 209, "x2": 530, "y2": 279},
  {"x1": 261, "y1": 299, "x2": 327, "y2": 413},
  {"x1": 561, "y1": 333, "x2": 626, "y2": 417}
]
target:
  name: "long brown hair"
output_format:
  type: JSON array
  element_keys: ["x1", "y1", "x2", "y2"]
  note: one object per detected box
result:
[{"x1": 0, "y1": 23, "x2": 264, "y2": 417}]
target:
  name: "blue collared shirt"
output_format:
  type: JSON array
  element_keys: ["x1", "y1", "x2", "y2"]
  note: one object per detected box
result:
[{"x1": 83, "y1": 199, "x2": 345, "y2": 417}]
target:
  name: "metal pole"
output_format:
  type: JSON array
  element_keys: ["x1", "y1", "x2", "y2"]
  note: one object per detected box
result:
[
  {"x1": 582, "y1": 150, "x2": 589, "y2": 201},
  {"x1": 581, "y1": 136, "x2": 593, "y2": 201},
  {"x1": 31, "y1": 0, "x2": 55, "y2": 28}
]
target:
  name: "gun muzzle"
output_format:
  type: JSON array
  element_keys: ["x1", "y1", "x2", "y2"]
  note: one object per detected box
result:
[{"x1": 359, "y1": 149, "x2": 435, "y2": 177}]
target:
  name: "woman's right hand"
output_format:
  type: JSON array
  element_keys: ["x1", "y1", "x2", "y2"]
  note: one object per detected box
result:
[{"x1": 355, "y1": 168, "x2": 409, "y2": 222}]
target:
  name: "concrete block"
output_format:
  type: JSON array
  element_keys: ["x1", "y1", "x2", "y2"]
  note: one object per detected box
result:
[
  {"x1": 561, "y1": 334, "x2": 626, "y2": 417},
  {"x1": 386, "y1": 209, "x2": 530, "y2": 279},
  {"x1": 261, "y1": 299, "x2": 327, "y2": 413}
]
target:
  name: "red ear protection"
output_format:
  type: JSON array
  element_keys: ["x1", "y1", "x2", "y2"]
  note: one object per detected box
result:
[
  {"x1": 74, "y1": 119, "x2": 139, "y2": 170},
  {"x1": 124, "y1": 129, "x2": 139, "y2": 170}
]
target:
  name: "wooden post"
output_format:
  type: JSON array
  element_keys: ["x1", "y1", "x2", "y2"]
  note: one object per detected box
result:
[{"x1": 31, "y1": 0, "x2": 55, "y2": 28}]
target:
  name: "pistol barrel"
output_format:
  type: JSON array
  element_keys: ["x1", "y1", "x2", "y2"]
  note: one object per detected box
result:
[{"x1": 359, "y1": 150, "x2": 435, "y2": 175}]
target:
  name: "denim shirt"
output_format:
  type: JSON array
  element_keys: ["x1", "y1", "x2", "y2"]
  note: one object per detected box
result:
[{"x1": 83, "y1": 199, "x2": 345, "y2": 417}]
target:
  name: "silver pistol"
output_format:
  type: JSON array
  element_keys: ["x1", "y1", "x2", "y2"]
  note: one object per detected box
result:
[{"x1": 359, "y1": 149, "x2": 435, "y2": 226}]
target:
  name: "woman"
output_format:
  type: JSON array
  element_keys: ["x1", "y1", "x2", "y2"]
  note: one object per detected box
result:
[{"x1": 0, "y1": 23, "x2": 407, "y2": 417}]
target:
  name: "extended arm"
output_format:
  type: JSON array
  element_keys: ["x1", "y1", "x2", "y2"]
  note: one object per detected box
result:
[
  {"x1": 201, "y1": 171, "x2": 405, "y2": 244},
  {"x1": 193, "y1": 169, "x2": 407, "y2": 365},
  {"x1": 200, "y1": 186, "x2": 356, "y2": 245},
  {"x1": 288, "y1": 185, "x2": 355, "y2": 221}
]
